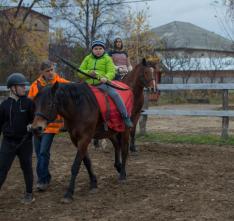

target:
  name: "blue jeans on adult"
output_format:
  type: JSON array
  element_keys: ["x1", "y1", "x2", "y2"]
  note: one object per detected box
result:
[
  {"x1": 97, "y1": 83, "x2": 129, "y2": 118},
  {"x1": 34, "y1": 133, "x2": 55, "y2": 184}
]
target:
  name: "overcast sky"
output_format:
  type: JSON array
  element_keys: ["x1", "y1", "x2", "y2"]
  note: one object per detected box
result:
[
  {"x1": 133, "y1": 0, "x2": 229, "y2": 38},
  {"x1": 10, "y1": 0, "x2": 230, "y2": 39}
]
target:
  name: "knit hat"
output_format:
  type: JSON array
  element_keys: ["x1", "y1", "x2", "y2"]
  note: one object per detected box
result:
[{"x1": 91, "y1": 40, "x2": 106, "y2": 49}]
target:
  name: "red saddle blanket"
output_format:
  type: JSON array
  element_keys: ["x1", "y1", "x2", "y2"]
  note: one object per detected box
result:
[{"x1": 89, "y1": 81, "x2": 133, "y2": 132}]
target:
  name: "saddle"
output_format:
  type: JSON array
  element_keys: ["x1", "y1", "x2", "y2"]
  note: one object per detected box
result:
[{"x1": 89, "y1": 81, "x2": 133, "y2": 132}]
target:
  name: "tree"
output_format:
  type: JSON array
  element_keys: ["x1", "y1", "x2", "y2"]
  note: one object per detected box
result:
[
  {"x1": 49, "y1": 27, "x2": 86, "y2": 80},
  {"x1": 56, "y1": 0, "x2": 126, "y2": 52},
  {"x1": 212, "y1": 0, "x2": 234, "y2": 41},
  {"x1": 122, "y1": 7, "x2": 162, "y2": 65},
  {"x1": 224, "y1": 0, "x2": 234, "y2": 17},
  {"x1": 0, "y1": 0, "x2": 59, "y2": 82}
]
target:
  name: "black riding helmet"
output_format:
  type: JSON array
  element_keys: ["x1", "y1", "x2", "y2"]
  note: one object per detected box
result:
[{"x1": 7, "y1": 73, "x2": 29, "y2": 88}]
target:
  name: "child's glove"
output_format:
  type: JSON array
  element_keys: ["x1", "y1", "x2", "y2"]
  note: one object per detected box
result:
[
  {"x1": 27, "y1": 124, "x2": 32, "y2": 132},
  {"x1": 100, "y1": 77, "x2": 107, "y2": 83},
  {"x1": 89, "y1": 71, "x2": 96, "y2": 78},
  {"x1": 118, "y1": 66, "x2": 128, "y2": 74}
]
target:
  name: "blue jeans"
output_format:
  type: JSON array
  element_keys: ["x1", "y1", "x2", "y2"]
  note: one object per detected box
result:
[
  {"x1": 97, "y1": 83, "x2": 129, "y2": 118},
  {"x1": 34, "y1": 133, "x2": 55, "y2": 184},
  {"x1": 114, "y1": 73, "x2": 122, "y2": 80}
]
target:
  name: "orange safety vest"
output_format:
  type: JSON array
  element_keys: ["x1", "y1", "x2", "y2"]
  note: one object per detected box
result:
[{"x1": 28, "y1": 73, "x2": 69, "y2": 134}]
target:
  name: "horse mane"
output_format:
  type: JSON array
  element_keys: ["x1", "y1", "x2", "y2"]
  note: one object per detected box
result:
[
  {"x1": 55, "y1": 82, "x2": 97, "y2": 108},
  {"x1": 124, "y1": 62, "x2": 145, "y2": 85}
]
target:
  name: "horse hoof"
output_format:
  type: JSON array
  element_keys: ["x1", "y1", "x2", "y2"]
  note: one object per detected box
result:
[
  {"x1": 130, "y1": 148, "x2": 138, "y2": 153},
  {"x1": 130, "y1": 150, "x2": 138, "y2": 156},
  {"x1": 89, "y1": 188, "x2": 98, "y2": 194},
  {"x1": 130, "y1": 144, "x2": 138, "y2": 152},
  {"x1": 61, "y1": 197, "x2": 73, "y2": 204},
  {"x1": 118, "y1": 176, "x2": 127, "y2": 183},
  {"x1": 119, "y1": 178, "x2": 127, "y2": 184}
]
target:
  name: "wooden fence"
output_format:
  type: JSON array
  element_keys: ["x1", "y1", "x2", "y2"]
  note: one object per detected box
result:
[
  {"x1": 140, "y1": 83, "x2": 234, "y2": 138},
  {"x1": 1, "y1": 83, "x2": 234, "y2": 138}
]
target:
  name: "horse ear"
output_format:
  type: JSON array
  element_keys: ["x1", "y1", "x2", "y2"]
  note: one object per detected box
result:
[
  {"x1": 142, "y1": 58, "x2": 147, "y2": 66},
  {"x1": 51, "y1": 81, "x2": 59, "y2": 94},
  {"x1": 37, "y1": 80, "x2": 43, "y2": 92}
]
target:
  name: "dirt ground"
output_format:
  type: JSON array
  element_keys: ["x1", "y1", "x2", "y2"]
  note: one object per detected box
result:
[{"x1": 1, "y1": 104, "x2": 234, "y2": 221}]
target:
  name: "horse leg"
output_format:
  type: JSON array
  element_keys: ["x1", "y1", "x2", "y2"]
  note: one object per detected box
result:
[
  {"x1": 93, "y1": 139, "x2": 100, "y2": 148},
  {"x1": 119, "y1": 131, "x2": 129, "y2": 181},
  {"x1": 114, "y1": 147, "x2": 121, "y2": 174},
  {"x1": 93, "y1": 139, "x2": 107, "y2": 150},
  {"x1": 110, "y1": 134, "x2": 121, "y2": 174},
  {"x1": 129, "y1": 125, "x2": 137, "y2": 152},
  {"x1": 62, "y1": 150, "x2": 82, "y2": 203},
  {"x1": 62, "y1": 138, "x2": 90, "y2": 203},
  {"x1": 83, "y1": 152, "x2": 97, "y2": 191}
]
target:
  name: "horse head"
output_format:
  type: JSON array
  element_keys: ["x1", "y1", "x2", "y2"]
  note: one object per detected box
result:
[
  {"x1": 31, "y1": 81, "x2": 59, "y2": 136},
  {"x1": 140, "y1": 58, "x2": 158, "y2": 93}
]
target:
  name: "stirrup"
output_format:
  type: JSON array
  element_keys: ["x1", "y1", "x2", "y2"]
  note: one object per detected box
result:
[{"x1": 104, "y1": 122, "x2": 108, "y2": 131}]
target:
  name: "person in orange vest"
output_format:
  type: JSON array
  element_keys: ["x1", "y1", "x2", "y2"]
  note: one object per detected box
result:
[{"x1": 28, "y1": 60, "x2": 69, "y2": 191}]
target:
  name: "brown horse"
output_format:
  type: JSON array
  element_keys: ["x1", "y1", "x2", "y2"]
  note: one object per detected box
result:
[
  {"x1": 93, "y1": 59, "x2": 161, "y2": 151},
  {"x1": 122, "y1": 59, "x2": 161, "y2": 152},
  {"x1": 31, "y1": 59, "x2": 156, "y2": 203}
]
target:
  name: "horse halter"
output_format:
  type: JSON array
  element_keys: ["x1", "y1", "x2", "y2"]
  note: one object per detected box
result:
[
  {"x1": 35, "y1": 98, "x2": 57, "y2": 123},
  {"x1": 140, "y1": 67, "x2": 155, "y2": 87},
  {"x1": 35, "y1": 111, "x2": 52, "y2": 122}
]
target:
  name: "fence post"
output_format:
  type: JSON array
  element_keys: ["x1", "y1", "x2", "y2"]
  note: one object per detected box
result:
[
  {"x1": 222, "y1": 89, "x2": 229, "y2": 138},
  {"x1": 139, "y1": 89, "x2": 149, "y2": 135}
]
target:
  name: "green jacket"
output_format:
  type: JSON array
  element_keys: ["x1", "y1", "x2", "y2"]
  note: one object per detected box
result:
[{"x1": 79, "y1": 53, "x2": 116, "y2": 85}]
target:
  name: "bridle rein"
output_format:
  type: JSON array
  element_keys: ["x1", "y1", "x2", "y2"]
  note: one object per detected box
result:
[
  {"x1": 139, "y1": 66, "x2": 156, "y2": 89},
  {"x1": 35, "y1": 91, "x2": 57, "y2": 123}
]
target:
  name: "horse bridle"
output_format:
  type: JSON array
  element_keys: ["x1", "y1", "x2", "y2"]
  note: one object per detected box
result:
[
  {"x1": 35, "y1": 112, "x2": 52, "y2": 122},
  {"x1": 140, "y1": 67, "x2": 155, "y2": 87},
  {"x1": 35, "y1": 97, "x2": 57, "y2": 123}
]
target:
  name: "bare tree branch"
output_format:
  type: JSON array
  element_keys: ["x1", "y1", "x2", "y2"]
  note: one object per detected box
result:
[{"x1": 56, "y1": 0, "x2": 126, "y2": 51}]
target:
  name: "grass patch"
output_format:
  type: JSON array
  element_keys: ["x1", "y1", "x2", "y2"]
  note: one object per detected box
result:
[
  {"x1": 155, "y1": 91, "x2": 234, "y2": 106},
  {"x1": 56, "y1": 132, "x2": 69, "y2": 138},
  {"x1": 136, "y1": 132, "x2": 234, "y2": 145},
  {"x1": 56, "y1": 131, "x2": 234, "y2": 146}
]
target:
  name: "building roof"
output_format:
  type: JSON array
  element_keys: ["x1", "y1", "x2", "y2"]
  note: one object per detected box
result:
[
  {"x1": 0, "y1": 6, "x2": 51, "y2": 19},
  {"x1": 162, "y1": 57, "x2": 234, "y2": 71},
  {"x1": 151, "y1": 21, "x2": 234, "y2": 52}
]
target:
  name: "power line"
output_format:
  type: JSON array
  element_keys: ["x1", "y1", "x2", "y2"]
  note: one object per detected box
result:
[
  {"x1": 108, "y1": 0, "x2": 157, "y2": 5},
  {"x1": 2, "y1": 0, "x2": 157, "y2": 9}
]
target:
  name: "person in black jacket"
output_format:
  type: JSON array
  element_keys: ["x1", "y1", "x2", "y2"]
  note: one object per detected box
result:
[{"x1": 0, "y1": 73, "x2": 35, "y2": 204}]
